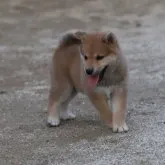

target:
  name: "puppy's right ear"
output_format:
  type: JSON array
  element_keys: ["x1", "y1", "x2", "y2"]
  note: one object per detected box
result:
[{"x1": 74, "y1": 31, "x2": 87, "y2": 42}]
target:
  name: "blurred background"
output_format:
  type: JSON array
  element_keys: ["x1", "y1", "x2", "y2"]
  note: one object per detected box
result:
[{"x1": 1, "y1": 0, "x2": 165, "y2": 88}]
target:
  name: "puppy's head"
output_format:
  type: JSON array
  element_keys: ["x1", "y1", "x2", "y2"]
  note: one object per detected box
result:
[{"x1": 74, "y1": 31, "x2": 120, "y2": 76}]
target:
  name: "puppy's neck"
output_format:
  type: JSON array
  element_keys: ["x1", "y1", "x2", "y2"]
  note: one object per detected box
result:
[{"x1": 97, "y1": 61, "x2": 127, "y2": 87}]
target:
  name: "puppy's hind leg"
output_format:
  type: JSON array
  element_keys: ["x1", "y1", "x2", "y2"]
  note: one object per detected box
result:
[
  {"x1": 60, "y1": 89, "x2": 77, "y2": 120},
  {"x1": 88, "y1": 92, "x2": 112, "y2": 128}
]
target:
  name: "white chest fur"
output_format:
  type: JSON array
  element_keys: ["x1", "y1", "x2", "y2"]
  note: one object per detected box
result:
[{"x1": 95, "y1": 86, "x2": 113, "y2": 100}]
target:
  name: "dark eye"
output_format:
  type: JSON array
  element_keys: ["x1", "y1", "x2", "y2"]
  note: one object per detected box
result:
[
  {"x1": 84, "y1": 55, "x2": 88, "y2": 60},
  {"x1": 96, "y1": 55, "x2": 104, "y2": 60}
]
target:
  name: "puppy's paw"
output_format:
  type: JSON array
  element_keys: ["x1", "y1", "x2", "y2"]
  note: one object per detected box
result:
[
  {"x1": 60, "y1": 110, "x2": 76, "y2": 120},
  {"x1": 47, "y1": 116, "x2": 60, "y2": 127},
  {"x1": 112, "y1": 123, "x2": 129, "y2": 133}
]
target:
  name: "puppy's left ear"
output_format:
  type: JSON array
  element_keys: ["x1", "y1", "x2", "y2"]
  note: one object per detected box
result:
[
  {"x1": 74, "y1": 31, "x2": 87, "y2": 41},
  {"x1": 102, "y1": 32, "x2": 118, "y2": 45}
]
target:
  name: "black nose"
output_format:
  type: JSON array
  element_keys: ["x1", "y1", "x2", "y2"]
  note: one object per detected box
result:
[{"x1": 86, "y1": 68, "x2": 94, "y2": 75}]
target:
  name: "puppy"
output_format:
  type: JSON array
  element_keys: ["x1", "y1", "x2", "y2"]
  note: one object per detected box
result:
[{"x1": 47, "y1": 31, "x2": 129, "y2": 133}]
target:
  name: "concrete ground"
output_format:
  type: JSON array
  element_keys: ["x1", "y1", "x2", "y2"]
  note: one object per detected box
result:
[{"x1": 0, "y1": 0, "x2": 165, "y2": 165}]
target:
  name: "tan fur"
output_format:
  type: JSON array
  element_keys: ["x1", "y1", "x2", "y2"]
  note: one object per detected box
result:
[{"x1": 47, "y1": 31, "x2": 129, "y2": 133}]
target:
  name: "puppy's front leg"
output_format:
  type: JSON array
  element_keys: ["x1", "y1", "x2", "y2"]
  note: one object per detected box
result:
[
  {"x1": 88, "y1": 92, "x2": 112, "y2": 127},
  {"x1": 112, "y1": 87, "x2": 129, "y2": 133},
  {"x1": 47, "y1": 90, "x2": 61, "y2": 126}
]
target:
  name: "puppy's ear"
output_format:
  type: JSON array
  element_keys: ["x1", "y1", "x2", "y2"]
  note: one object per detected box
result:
[
  {"x1": 102, "y1": 32, "x2": 118, "y2": 45},
  {"x1": 74, "y1": 31, "x2": 87, "y2": 41}
]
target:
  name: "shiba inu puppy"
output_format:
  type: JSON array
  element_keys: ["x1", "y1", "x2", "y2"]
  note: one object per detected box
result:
[{"x1": 47, "y1": 31, "x2": 129, "y2": 133}]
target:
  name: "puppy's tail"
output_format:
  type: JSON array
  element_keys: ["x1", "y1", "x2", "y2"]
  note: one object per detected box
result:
[{"x1": 58, "y1": 33, "x2": 81, "y2": 48}]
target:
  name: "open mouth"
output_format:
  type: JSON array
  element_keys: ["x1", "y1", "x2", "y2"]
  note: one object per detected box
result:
[{"x1": 87, "y1": 65, "x2": 108, "y2": 88}]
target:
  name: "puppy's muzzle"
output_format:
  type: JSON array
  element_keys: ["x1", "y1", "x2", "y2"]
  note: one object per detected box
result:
[{"x1": 85, "y1": 68, "x2": 94, "y2": 75}]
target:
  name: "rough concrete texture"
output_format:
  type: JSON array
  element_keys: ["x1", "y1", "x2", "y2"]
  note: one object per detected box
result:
[{"x1": 0, "y1": 0, "x2": 165, "y2": 165}]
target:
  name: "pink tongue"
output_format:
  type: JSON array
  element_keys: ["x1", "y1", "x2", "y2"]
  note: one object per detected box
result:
[{"x1": 87, "y1": 75, "x2": 99, "y2": 89}]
